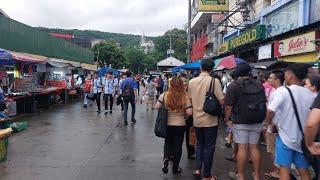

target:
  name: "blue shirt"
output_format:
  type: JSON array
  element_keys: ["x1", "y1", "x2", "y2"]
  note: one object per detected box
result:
[{"x1": 121, "y1": 77, "x2": 138, "y2": 92}]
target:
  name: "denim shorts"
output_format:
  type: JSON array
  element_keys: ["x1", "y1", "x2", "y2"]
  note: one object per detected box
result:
[{"x1": 275, "y1": 136, "x2": 310, "y2": 169}]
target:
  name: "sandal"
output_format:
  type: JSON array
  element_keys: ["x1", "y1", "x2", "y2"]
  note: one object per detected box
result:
[
  {"x1": 202, "y1": 175, "x2": 218, "y2": 180},
  {"x1": 162, "y1": 159, "x2": 169, "y2": 174},
  {"x1": 172, "y1": 167, "x2": 182, "y2": 174},
  {"x1": 193, "y1": 170, "x2": 201, "y2": 177},
  {"x1": 224, "y1": 155, "x2": 237, "y2": 162}
]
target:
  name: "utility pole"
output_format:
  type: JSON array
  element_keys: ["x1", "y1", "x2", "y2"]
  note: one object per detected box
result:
[{"x1": 187, "y1": 0, "x2": 192, "y2": 63}]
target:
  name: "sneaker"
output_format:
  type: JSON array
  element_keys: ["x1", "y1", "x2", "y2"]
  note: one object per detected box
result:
[
  {"x1": 83, "y1": 104, "x2": 88, "y2": 108},
  {"x1": 105, "y1": 110, "x2": 109, "y2": 115},
  {"x1": 131, "y1": 119, "x2": 136, "y2": 124},
  {"x1": 97, "y1": 110, "x2": 101, "y2": 113},
  {"x1": 109, "y1": 110, "x2": 112, "y2": 114},
  {"x1": 124, "y1": 121, "x2": 128, "y2": 126}
]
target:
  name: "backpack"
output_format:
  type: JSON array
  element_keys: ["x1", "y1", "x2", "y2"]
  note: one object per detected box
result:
[
  {"x1": 122, "y1": 81, "x2": 134, "y2": 101},
  {"x1": 233, "y1": 78, "x2": 267, "y2": 124},
  {"x1": 84, "y1": 80, "x2": 92, "y2": 93}
]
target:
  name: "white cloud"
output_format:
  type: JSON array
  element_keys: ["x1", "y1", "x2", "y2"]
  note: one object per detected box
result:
[{"x1": 0, "y1": 0, "x2": 188, "y2": 36}]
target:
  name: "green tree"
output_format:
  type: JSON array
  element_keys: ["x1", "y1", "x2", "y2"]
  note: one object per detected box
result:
[
  {"x1": 93, "y1": 41, "x2": 125, "y2": 69},
  {"x1": 154, "y1": 28, "x2": 187, "y2": 62},
  {"x1": 123, "y1": 46, "x2": 147, "y2": 74}
]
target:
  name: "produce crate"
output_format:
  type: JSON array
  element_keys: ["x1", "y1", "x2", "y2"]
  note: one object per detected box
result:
[{"x1": 0, "y1": 137, "x2": 8, "y2": 162}]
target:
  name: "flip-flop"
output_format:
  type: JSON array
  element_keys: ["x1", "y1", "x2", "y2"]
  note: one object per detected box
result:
[
  {"x1": 202, "y1": 175, "x2": 218, "y2": 180},
  {"x1": 224, "y1": 156, "x2": 237, "y2": 162},
  {"x1": 264, "y1": 172, "x2": 280, "y2": 179},
  {"x1": 193, "y1": 170, "x2": 201, "y2": 177}
]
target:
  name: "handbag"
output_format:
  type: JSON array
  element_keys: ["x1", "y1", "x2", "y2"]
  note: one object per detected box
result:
[
  {"x1": 189, "y1": 127, "x2": 197, "y2": 147},
  {"x1": 203, "y1": 78, "x2": 222, "y2": 116},
  {"x1": 116, "y1": 95, "x2": 122, "y2": 106},
  {"x1": 86, "y1": 93, "x2": 95, "y2": 101},
  {"x1": 154, "y1": 93, "x2": 168, "y2": 138},
  {"x1": 286, "y1": 87, "x2": 319, "y2": 175}
]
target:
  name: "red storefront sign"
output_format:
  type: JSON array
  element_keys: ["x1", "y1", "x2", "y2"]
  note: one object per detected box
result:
[{"x1": 191, "y1": 35, "x2": 208, "y2": 61}]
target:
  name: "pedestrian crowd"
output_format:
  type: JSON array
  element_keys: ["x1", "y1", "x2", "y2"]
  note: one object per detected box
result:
[
  {"x1": 154, "y1": 59, "x2": 320, "y2": 180},
  {"x1": 78, "y1": 60, "x2": 320, "y2": 180}
]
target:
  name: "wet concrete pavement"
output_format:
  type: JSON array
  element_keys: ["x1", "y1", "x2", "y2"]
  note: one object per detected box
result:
[{"x1": 0, "y1": 101, "x2": 272, "y2": 180}]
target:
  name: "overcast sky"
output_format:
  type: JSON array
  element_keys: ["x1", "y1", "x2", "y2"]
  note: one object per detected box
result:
[{"x1": 0, "y1": 0, "x2": 187, "y2": 36}]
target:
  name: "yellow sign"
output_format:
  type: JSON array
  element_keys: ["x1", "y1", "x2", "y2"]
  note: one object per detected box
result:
[
  {"x1": 218, "y1": 42, "x2": 229, "y2": 55},
  {"x1": 280, "y1": 52, "x2": 318, "y2": 63},
  {"x1": 199, "y1": 0, "x2": 229, "y2": 12},
  {"x1": 277, "y1": 31, "x2": 316, "y2": 57}
]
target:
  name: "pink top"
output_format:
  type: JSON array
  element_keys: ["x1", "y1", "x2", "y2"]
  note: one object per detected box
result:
[{"x1": 263, "y1": 82, "x2": 274, "y2": 101}]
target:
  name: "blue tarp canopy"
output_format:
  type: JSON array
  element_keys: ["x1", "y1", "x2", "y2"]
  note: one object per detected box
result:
[
  {"x1": 172, "y1": 60, "x2": 201, "y2": 74},
  {"x1": 181, "y1": 61, "x2": 201, "y2": 70},
  {"x1": 98, "y1": 67, "x2": 120, "y2": 77},
  {"x1": 0, "y1": 48, "x2": 14, "y2": 66}
]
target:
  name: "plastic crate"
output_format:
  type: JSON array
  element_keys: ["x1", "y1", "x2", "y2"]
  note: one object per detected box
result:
[{"x1": 0, "y1": 137, "x2": 8, "y2": 162}]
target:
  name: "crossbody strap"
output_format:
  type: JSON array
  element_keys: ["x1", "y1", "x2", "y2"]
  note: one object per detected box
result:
[
  {"x1": 285, "y1": 86, "x2": 304, "y2": 136},
  {"x1": 208, "y1": 77, "x2": 215, "y2": 94}
]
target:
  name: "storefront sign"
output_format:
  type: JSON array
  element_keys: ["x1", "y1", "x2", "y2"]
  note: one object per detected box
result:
[
  {"x1": 258, "y1": 44, "x2": 272, "y2": 60},
  {"x1": 199, "y1": 0, "x2": 229, "y2": 12},
  {"x1": 229, "y1": 25, "x2": 266, "y2": 49},
  {"x1": 310, "y1": 0, "x2": 320, "y2": 23},
  {"x1": 218, "y1": 42, "x2": 229, "y2": 55},
  {"x1": 274, "y1": 31, "x2": 316, "y2": 57}
]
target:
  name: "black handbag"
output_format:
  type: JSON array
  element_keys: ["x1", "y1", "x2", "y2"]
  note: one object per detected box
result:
[
  {"x1": 286, "y1": 87, "x2": 319, "y2": 176},
  {"x1": 154, "y1": 93, "x2": 168, "y2": 138},
  {"x1": 116, "y1": 95, "x2": 122, "y2": 106},
  {"x1": 203, "y1": 78, "x2": 222, "y2": 116}
]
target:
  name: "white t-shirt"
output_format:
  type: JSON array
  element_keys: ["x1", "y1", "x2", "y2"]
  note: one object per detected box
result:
[
  {"x1": 267, "y1": 85, "x2": 315, "y2": 153},
  {"x1": 93, "y1": 78, "x2": 102, "y2": 93}
]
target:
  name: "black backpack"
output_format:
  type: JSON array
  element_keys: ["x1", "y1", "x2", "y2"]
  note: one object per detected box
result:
[
  {"x1": 122, "y1": 82, "x2": 134, "y2": 101},
  {"x1": 233, "y1": 78, "x2": 267, "y2": 124}
]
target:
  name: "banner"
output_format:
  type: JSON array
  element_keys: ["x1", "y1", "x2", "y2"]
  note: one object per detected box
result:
[
  {"x1": 229, "y1": 25, "x2": 266, "y2": 49},
  {"x1": 218, "y1": 42, "x2": 229, "y2": 55},
  {"x1": 199, "y1": 0, "x2": 229, "y2": 12},
  {"x1": 258, "y1": 44, "x2": 272, "y2": 60},
  {"x1": 274, "y1": 31, "x2": 316, "y2": 57}
]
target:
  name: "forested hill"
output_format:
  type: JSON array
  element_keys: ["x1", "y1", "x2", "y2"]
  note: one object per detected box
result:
[{"x1": 37, "y1": 27, "x2": 155, "y2": 47}]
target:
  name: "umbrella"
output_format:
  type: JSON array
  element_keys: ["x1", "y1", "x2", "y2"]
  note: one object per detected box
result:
[{"x1": 214, "y1": 56, "x2": 245, "y2": 69}]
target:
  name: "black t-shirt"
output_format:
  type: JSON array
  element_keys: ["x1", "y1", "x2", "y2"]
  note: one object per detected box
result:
[
  {"x1": 225, "y1": 82, "x2": 240, "y2": 107},
  {"x1": 311, "y1": 93, "x2": 320, "y2": 109}
]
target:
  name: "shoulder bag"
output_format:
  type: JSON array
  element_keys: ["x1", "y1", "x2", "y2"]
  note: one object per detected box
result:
[
  {"x1": 154, "y1": 93, "x2": 168, "y2": 138},
  {"x1": 286, "y1": 87, "x2": 319, "y2": 176},
  {"x1": 203, "y1": 78, "x2": 222, "y2": 116}
]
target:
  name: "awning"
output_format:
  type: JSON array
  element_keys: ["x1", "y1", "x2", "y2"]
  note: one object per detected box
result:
[
  {"x1": 47, "y1": 59, "x2": 69, "y2": 68},
  {"x1": 10, "y1": 51, "x2": 46, "y2": 64},
  {"x1": 81, "y1": 63, "x2": 97, "y2": 71},
  {"x1": 157, "y1": 57, "x2": 185, "y2": 67},
  {"x1": 48, "y1": 58, "x2": 81, "y2": 67},
  {"x1": 181, "y1": 61, "x2": 201, "y2": 70}
]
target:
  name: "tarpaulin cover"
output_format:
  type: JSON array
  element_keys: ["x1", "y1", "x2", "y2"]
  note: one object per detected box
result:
[
  {"x1": 0, "y1": 48, "x2": 13, "y2": 66},
  {"x1": 98, "y1": 67, "x2": 120, "y2": 77}
]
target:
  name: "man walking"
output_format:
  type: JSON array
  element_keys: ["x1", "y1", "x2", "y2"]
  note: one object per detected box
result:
[
  {"x1": 267, "y1": 63, "x2": 315, "y2": 180},
  {"x1": 121, "y1": 71, "x2": 138, "y2": 126},
  {"x1": 188, "y1": 59, "x2": 224, "y2": 180},
  {"x1": 93, "y1": 73, "x2": 103, "y2": 113},
  {"x1": 103, "y1": 72, "x2": 117, "y2": 115},
  {"x1": 264, "y1": 70, "x2": 285, "y2": 179},
  {"x1": 225, "y1": 63, "x2": 267, "y2": 180}
]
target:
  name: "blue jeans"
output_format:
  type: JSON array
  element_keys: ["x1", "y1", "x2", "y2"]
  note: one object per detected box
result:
[{"x1": 195, "y1": 126, "x2": 218, "y2": 178}]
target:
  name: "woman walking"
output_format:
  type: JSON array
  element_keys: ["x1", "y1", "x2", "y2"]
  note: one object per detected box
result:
[
  {"x1": 145, "y1": 76, "x2": 157, "y2": 111},
  {"x1": 155, "y1": 77, "x2": 193, "y2": 174}
]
